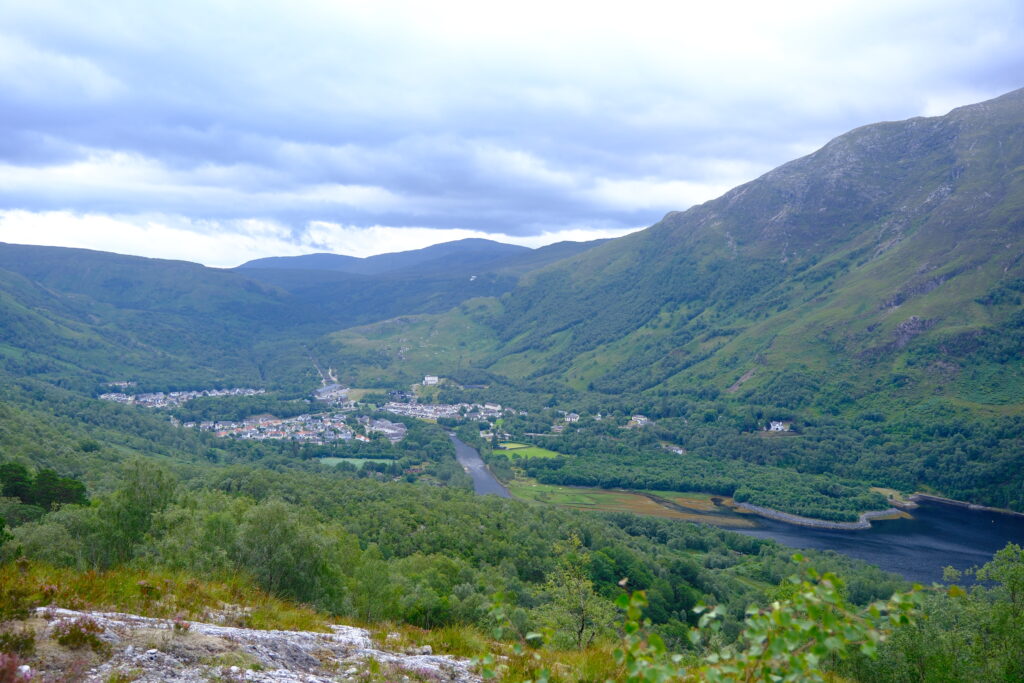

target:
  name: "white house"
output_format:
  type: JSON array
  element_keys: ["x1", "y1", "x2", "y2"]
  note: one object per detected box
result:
[
  {"x1": 768, "y1": 421, "x2": 790, "y2": 432},
  {"x1": 423, "y1": 375, "x2": 439, "y2": 385},
  {"x1": 565, "y1": 412, "x2": 580, "y2": 423}
]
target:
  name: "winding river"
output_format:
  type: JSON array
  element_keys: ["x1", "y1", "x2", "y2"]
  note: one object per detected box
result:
[{"x1": 449, "y1": 434, "x2": 511, "y2": 498}]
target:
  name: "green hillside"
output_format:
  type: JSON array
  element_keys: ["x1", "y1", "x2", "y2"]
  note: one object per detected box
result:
[
  {"x1": 0, "y1": 239, "x2": 608, "y2": 395},
  {"x1": 1, "y1": 93, "x2": 1024, "y2": 682},
  {"x1": 328, "y1": 89, "x2": 1024, "y2": 509},
  {"x1": 479, "y1": 88, "x2": 1024, "y2": 401}
]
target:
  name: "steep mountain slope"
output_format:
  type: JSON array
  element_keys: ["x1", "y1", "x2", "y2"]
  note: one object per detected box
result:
[
  {"x1": 326, "y1": 89, "x2": 1024, "y2": 509},
  {"x1": 0, "y1": 238, "x2": 605, "y2": 392},
  {"x1": 375, "y1": 88, "x2": 1024, "y2": 412},
  {"x1": 0, "y1": 246, "x2": 291, "y2": 390}
]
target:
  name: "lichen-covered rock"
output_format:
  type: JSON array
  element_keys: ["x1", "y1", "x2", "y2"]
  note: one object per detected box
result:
[{"x1": 35, "y1": 607, "x2": 479, "y2": 682}]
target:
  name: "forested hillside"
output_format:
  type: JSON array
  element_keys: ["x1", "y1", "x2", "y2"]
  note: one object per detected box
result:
[
  {"x1": 0, "y1": 239, "x2": 601, "y2": 394},
  {"x1": 0, "y1": 372, "x2": 910, "y2": 657},
  {"x1": 1, "y1": 373, "x2": 1021, "y2": 681},
  {"x1": 1, "y1": 91, "x2": 1024, "y2": 682},
  {"x1": 327, "y1": 89, "x2": 1024, "y2": 511},
  {"x1": 478, "y1": 88, "x2": 1024, "y2": 403}
]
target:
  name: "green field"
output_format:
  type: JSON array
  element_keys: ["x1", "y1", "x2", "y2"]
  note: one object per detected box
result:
[
  {"x1": 344, "y1": 388, "x2": 378, "y2": 402},
  {"x1": 499, "y1": 442, "x2": 565, "y2": 458},
  {"x1": 508, "y1": 481, "x2": 756, "y2": 527},
  {"x1": 318, "y1": 457, "x2": 394, "y2": 469},
  {"x1": 642, "y1": 490, "x2": 723, "y2": 512}
]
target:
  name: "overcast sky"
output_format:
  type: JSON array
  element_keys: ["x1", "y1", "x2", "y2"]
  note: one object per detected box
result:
[{"x1": 0, "y1": 0, "x2": 1021, "y2": 267}]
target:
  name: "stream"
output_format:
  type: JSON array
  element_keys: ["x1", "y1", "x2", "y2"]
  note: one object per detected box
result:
[{"x1": 449, "y1": 434, "x2": 511, "y2": 498}]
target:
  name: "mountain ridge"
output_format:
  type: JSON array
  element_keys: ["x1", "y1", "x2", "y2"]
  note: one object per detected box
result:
[
  {"x1": 0, "y1": 89, "x2": 1023, "y2": 510},
  {"x1": 321, "y1": 88, "x2": 1024, "y2": 509},
  {"x1": 237, "y1": 237, "x2": 530, "y2": 275}
]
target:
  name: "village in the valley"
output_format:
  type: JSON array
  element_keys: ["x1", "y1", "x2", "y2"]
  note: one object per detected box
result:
[
  {"x1": 98, "y1": 373, "x2": 792, "y2": 451},
  {"x1": 98, "y1": 386, "x2": 266, "y2": 408},
  {"x1": 98, "y1": 375, "x2": 515, "y2": 447},
  {"x1": 182, "y1": 412, "x2": 409, "y2": 445}
]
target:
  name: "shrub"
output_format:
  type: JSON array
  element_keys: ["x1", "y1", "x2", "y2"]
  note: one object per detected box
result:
[
  {"x1": 53, "y1": 616, "x2": 110, "y2": 656},
  {"x1": 0, "y1": 586, "x2": 32, "y2": 623},
  {"x1": 171, "y1": 614, "x2": 190, "y2": 634},
  {"x1": 0, "y1": 629, "x2": 34, "y2": 657}
]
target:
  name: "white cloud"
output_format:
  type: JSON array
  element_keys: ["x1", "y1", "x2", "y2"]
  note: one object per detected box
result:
[
  {"x1": 0, "y1": 211, "x2": 641, "y2": 268},
  {"x1": 470, "y1": 143, "x2": 578, "y2": 188},
  {"x1": 582, "y1": 178, "x2": 736, "y2": 211},
  {"x1": 0, "y1": 211, "x2": 303, "y2": 267},
  {"x1": 0, "y1": 152, "x2": 405, "y2": 213},
  {"x1": 0, "y1": 0, "x2": 1020, "y2": 259},
  {"x1": 0, "y1": 34, "x2": 123, "y2": 102}
]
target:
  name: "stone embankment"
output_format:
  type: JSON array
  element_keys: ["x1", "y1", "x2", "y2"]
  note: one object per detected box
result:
[
  {"x1": 22, "y1": 607, "x2": 479, "y2": 682},
  {"x1": 909, "y1": 493, "x2": 1024, "y2": 517},
  {"x1": 735, "y1": 503, "x2": 905, "y2": 530}
]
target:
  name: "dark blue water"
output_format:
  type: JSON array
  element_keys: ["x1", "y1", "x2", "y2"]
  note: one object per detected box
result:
[
  {"x1": 449, "y1": 432, "x2": 1023, "y2": 581},
  {"x1": 733, "y1": 500, "x2": 1024, "y2": 583},
  {"x1": 450, "y1": 434, "x2": 511, "y2": 497}
]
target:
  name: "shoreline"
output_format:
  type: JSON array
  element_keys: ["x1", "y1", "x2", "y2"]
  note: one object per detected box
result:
[
  {"x1": 908, "y1": 493, "x2": 1024, "y2": 518},
  {"x1": 733, "y1": 502, "x2": 906, "y2": 530},
  {"x1": 735, "y1": 493, "x2": 1024, "y2": 531}
]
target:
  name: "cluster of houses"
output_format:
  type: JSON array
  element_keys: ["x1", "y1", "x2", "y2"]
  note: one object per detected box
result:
[
  {"x1": 382, "y1": 401, "x2": 506, "y2": 421},
  {"x1": 184, "y1": 412, "x2": 354, "y2": 442},
  {"x1": 99, "y1": 387, "x2": 265, "y2": 408},
  {"x1": 357, "y1": 416, "x2": 408, "y2": 443},
  {"x1": 181, "y1": 412, "x2": 407, "y2": 444}
]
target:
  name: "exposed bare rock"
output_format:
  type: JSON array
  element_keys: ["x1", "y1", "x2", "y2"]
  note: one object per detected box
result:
[
  {"x1": 881, "y1": 270, "x2": 958, "y2": 309},
  {"x1": 27, "y1": 607, "x2": 479, "y2": 682},
  {"x1": 892, "y1": 315, "x2": 935, "y2": 348}
]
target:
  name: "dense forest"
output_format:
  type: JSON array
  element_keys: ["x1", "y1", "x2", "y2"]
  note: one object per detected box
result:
[
  {"x1": 1, "y1": 382, "x2": 1022, "y2": 680},
  {"x1": 0, "y1": 386, "x2": 910, "y2": 641},
  {"x1": 2, "y1": 89, "x2": 1024, "y2": 680},
  {"x1": 436, "y1": 381, "x2": 1024, "y2": 514}
]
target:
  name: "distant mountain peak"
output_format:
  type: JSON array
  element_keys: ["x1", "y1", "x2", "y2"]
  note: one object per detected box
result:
[{"x1": 237, "y1": 238, "x2": 530, "y2": 275}]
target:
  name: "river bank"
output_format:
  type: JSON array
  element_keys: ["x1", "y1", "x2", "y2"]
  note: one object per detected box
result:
[
  {"x1": 457, "y1": 464, "x2": 1022, "y2": 583},
  {"x1": 730, "y1": 491, "x2": 1024, "y2": 531},
  {"x1": 734, "y1": 498, "x2": 1024, "y2": 583},
  {"x1": 908, "y1": 493, "x2": 1024, "y2": 518},
  {"x1": 449, "y1": 434, "x2": 511, "y2": 498},
  {"x1": 732, "y1": 502, "x2": 907, "y2": 530}
]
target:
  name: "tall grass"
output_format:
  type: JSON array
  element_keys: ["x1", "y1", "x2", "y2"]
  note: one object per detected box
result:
[{"x1": 0, "y1": 561, "x2": 329, "y2": 632}]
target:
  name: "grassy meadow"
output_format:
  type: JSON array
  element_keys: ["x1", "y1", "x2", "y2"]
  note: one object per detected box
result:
[
  {"x1": 508, "y1": 481, "x2": 757, "y2": 528},
  {"x1": 499, "y1": 442, "x2": 565, "y2": 458}
]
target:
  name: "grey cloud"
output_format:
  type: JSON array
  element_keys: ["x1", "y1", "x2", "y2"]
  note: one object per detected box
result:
[{"x1": 1, "y1": 0, "x2": 1023, "y2": 246}]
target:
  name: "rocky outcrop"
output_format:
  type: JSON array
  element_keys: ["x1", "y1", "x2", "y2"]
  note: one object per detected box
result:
[
  {"x1": 22, "y1": 607, "x2": 479, "y2": 682},
  {"x1": 892, "y1": 316, "x2": 935, "y2": 349}
]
